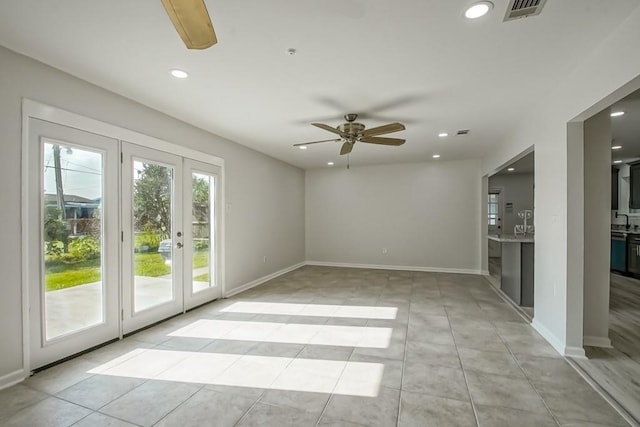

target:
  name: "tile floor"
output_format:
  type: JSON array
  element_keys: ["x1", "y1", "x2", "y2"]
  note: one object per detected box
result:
[{"x1": 0, "y1": 266, "x2": 631, "y2": 426}]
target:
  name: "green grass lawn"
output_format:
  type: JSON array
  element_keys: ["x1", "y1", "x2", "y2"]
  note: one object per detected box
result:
[
  {"x1": 45, "y1": 258, "x2": 102, "y2": 291},
  {"x1": 193, "y1": 273, "x2": 209, "y2": 282},
  {"x1": 45, "y1": 250, "x2": 209, "y2": 291},
  {"x1": 192, "y1": 250, "x2": 209, "y2": 268}
]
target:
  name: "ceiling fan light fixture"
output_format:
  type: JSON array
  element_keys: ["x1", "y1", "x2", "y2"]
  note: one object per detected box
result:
[
  {"x1": 438, "y1": 132, "x2": 448, "y2": 137},
  {"x1": 507, "y1": 167, "x2": 515, "y2": 172},
  {"x1": 612, "y1": 145, "x2": 622, "y2": 150},
  {"x1": 432, "y1": 154, "x2": 441, "y2": 159},
  {"x1": 465, "y1": 1, "x2": 493, "y2": 19},
  {"x1": 613, "y1": 160, "x2": 623, "y2": 164},
  {"x1": 170, "y1": 69, "x2": 189, "y2": 79},
  {"x1": 611, "y1": 111, "x2": 625, "y2": 117},
  {"x1": 327, "y1": 161, "x2": 335, "y2": 166},
  {"x1": 298, "y1": 146, "x2": 307, "y2": 150}
]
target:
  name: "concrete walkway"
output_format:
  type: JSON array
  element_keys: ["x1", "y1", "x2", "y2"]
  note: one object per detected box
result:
[{"x1": 46, "y1": 270, "x2": 211, "y2": 339}]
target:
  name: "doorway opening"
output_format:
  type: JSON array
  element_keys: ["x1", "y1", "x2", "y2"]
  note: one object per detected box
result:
[{"x1": 485, "y1": 150, "x2": 535, "y2": 320}]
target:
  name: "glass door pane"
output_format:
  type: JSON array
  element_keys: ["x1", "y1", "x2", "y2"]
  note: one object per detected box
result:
[
  {"x1": 191, "y1": 172, "x2": 214, "y2": 293},
  {"x1": 43, "y1": 143, "x2": 105, "y2": 339},
  {"x1": 132, "y1": 160, "x2": 175, "y2": 312},
  {"x1": 184, "y1": 159, "x2": 221, "y2": 309}
]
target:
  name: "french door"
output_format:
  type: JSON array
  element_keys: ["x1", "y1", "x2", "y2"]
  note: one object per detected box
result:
[
  {"x1": 28, "y1": 119, "x2": 120, "y2": 369},
  {"x1": 27, "y1": 124, "x2": 221, "y2": 369},
  {"x1": 121, "y1": 144, "x2": 222, "y2": 333}
]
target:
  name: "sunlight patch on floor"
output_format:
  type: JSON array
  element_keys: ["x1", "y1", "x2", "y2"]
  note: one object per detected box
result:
[
  {"x1": 221, "y1": 301, "x2": 398, "y2": 320},
  {"x1": 88, "y1": 348, "x2": 384, "y2": 397},
  {"x1": 167, "y1": 319, "x2": 393, "y2": 348}
]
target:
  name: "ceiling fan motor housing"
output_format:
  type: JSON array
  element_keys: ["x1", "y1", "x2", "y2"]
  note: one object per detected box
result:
[{"x1": 338, "y1": 122, "x2": 365, "y2": 138}]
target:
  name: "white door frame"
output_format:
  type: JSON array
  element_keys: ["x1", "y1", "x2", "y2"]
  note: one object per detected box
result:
[
  {"x1": 183, "y1": 159, "x2": 223, "y2": 309},
  {"x1": 21, "y1": 99, "x2": 225, "y2": 375},
  {"x1": 26, "y1": 119, "x2": 121, "y2": 370}
]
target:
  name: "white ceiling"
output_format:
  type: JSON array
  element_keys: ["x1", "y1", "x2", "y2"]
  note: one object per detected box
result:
[
  {"x1": 0, "y1": 0, "x2": 638, "y2": 169},
  {"x1": 612, "y1": 88, "x2": 640, "y2": 163}
]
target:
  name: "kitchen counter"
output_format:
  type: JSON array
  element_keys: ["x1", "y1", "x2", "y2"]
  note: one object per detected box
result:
[
  {"x1": 487, "y1": 235, "x2": 534, "y2": 307},
  {"x1": 488, "y1": 234, "x2": 534, "y2": 243}
]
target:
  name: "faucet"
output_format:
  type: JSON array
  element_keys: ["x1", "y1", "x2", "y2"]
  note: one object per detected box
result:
[{"x1": 616, "y1": 212, "x2": 630, "y2": 229}]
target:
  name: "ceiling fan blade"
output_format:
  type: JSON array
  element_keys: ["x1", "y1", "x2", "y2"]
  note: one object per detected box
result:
[
  {"x1": 161, "y1": 0, "x2": 217, "y2": 49},
  {"x1": 340, "y1": 142, "x2": 353, "y2": 155},
  {"x1": 293, "y1": 138, "x2": 341, "y2": 147},
  {"x1": 312, "y1": 123, "x2": 348, "y2": 137},
  {"x1": 360, "y1": 136, "x2": 406, "y2": 146},
  {"x1": 362, "y1": 122, "x2": 406, "y2": 137}
]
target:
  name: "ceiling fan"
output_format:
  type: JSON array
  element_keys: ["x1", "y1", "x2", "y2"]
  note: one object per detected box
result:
[
  {"x1": 161, "y1": 0, "x2": 217, "y2": 49},
  {"x1": 294, "y1": 114, "x2": 406, "y2": 155}
]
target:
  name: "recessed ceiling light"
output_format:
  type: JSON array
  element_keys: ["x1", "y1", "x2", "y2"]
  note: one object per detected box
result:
[
  {"x1": 613, "y1": 160, "x2": 623, "y2": 164},
  {"x1": 611, "y1": 111, "x2": 625, "y2": 117},
  {"x1": 432, "y1": 154, "x2": 441, "y2": 159},
  {"x1": 507, "y1": 167, "x2": 515, "y2": 172},
  {"x1": 438, "y1": 133, "x2": 449, "y2": 138},
  {"x1": 327, "y1": 161, "x2": 334, "y2": 166},
  {"x1": 299, "y1": 146, "x2": 307, "y2": 150},
  {"x1": 465, "y1": 1, "x2": 493, "y2": 19},
  {"x1": 612, "y1": 145, "x2": 622, "y2": 150},
  {"x1": 170, "y1": 69, "x2": 189, "y2": 79}
]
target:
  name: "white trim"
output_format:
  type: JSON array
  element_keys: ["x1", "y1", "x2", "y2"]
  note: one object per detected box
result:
[
  {"x1": 305, "y1": 261, "x2": 482, "y2": 275},
  {"x1": 0, "y1": 369, "x2": 28, "y2": 391},
  {"x1": 531, "y1": 318, "x2": 564, "y2": 356},
  {"x1": 480, "y1": 269, "x2": 490, "y2": 275},
  {"x1": 564, "y1": 346, "x2": 587, "y2": 359},
  {"x1": 584, "y1": 336, "x2": 613, "y2": 348},
  {"x1": 22, "y1": 99, "x2": 224, "y2": 167},
  {"x1": 21, "y1": 100, "x2": 31, "y2": 379},
  {"x1": 224, "y1": 262, "x2": 306, "y2": 298}
]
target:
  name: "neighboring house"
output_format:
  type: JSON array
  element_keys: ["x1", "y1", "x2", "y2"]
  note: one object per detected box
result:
[{"x1": 44, "y1": 193, "x2": 101, "y2": 236}]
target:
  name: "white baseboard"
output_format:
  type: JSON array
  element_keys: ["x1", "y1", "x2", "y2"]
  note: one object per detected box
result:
[
  {"x1": 223, "y1": 262, "x2": 306, "y2": 298},
  {"x1": 306, "y1": 261, "x2": 482, "y2": 275},
  {"x1": 584, "y1": 336, "x2": 613, "y2": 348},
  {"x1": 564, "y1": 346, "x2": 587, "y2": 359},
  {"x1": 0, "y1": 369, "x2": 27, "y2": 391},
  {"x1": 480, "y1": 270, "x2": 490, "y2": 276},
  {"x1": 531, "y1": 318, "x2": 564, "y2": 356}
]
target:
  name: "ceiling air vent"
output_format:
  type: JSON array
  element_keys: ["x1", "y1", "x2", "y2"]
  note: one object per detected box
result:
[
  {"x1": 456, "y1": 129, "x2": 470, "y2": 136},
  {"x1": 504, "y1": 0, "x2": 547, "y2": 21}
]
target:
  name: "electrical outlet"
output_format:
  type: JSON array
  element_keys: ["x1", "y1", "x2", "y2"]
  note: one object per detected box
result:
[{"x1": 382, "y1": 248, "x2": 388, "y2": 255}]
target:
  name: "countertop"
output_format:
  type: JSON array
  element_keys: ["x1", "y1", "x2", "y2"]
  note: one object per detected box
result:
[{"x1": 487, "y1": 234, "x2": 535, "y2": 243}]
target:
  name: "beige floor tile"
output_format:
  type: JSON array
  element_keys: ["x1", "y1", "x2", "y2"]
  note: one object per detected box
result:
[
  {"x1": 99, "y1": 380, "x2": 200, "y2": 426},
  {"x1": 1, "y1": 397, "x2": 91, "y2": 427},
  {"x1": 475, "y1": 404, "x2": 557, "y2": 427},
  {"x1": 398, "y1": 390, "x2": 475, "y2": 427},
  {"x1": 465, "y1": 371, "x2": 549, "y2": 414},
  {"x1": 236, "y1": 402, "x2": 319, "y2": 427},
  {"x1": 155, "y1": 388, "x2": 255, "y2": 427}
]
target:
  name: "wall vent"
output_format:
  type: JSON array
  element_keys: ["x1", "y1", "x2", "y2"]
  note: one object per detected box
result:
[
  {"x1": 456, "y1": 129, "x2": 470, "y2": 136},
  {"x1": 504, "y1": 0, "x2": 547, "y2": 21}
]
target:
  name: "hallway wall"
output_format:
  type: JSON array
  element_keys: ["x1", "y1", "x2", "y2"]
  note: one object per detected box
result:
[{"x1": 482, "y1": 6, "x2": 640, "y2": 355}]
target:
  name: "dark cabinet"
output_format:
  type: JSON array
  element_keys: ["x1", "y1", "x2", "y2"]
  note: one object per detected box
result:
[
  {"x1": 629, "y1": 162, "x2": 640, "y2": 209},
  {"x1": 628, "y1": 236, "x2": 640, "y2": 277},
  {"x1": 612, "y1": 166, "x2": 619, "y2": 210}
]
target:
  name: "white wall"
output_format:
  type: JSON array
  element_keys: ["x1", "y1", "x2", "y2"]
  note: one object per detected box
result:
[
  {"x1": 488, "y1": 173, "x2": 534, "y2": 235},
  {"x1": 481, "y1": 5, "x2": 640, "y2": 356},
  {"x1": 583, "y1": 110, "x2": 612, "y2": 346},
  {"x1": 305, "y1": 160, "x2": 482, "y2": 273},
  {"x1": 0, "y1": 46, "x2": 305, "y2": 384}
]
